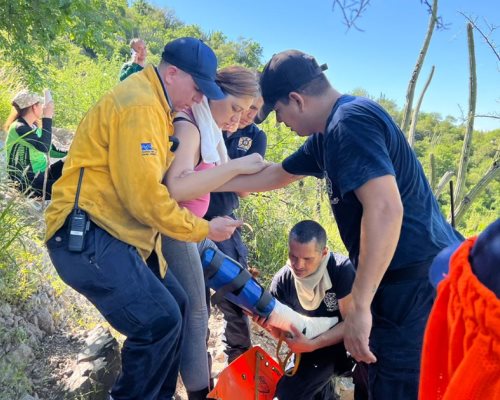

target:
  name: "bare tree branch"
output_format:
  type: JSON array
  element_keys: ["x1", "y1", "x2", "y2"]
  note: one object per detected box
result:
[
  {"x1": 459, "y1": 12, "x2": 500, "y2": 63},
  {"x1": 453, "y1": 151, "x2": 500, "y2": 222},
  {"x1": 332, "y1": 0, "x2": 371, "y2": 31},
  {"x1": 401, "y1": 0, "x2": 438, "y2": 134},
  {"x1": 331, "y1": 0, "x2": 447, "y2": 31},
  {"x1": 475, "y1": 114, "x2": 500, "y2": 120},
  {"x1": 434, "y1": 170, "x2": 455, "y2": 199},
  {"x1": 421, "y1": 0, "x2": 448, "y2": 30}
]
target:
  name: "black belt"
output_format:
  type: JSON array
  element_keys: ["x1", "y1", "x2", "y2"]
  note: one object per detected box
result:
[{"x1": 381, "y1": 259, "x2": 434, "y2": 285}]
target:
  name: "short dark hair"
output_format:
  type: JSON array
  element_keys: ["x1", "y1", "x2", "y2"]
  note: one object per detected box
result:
[
  {"x1": 278, "y1": 74, "x2": 330, "y2": 105},
  {"x1": 289, "y1": 220, "x2": 327, "y2": 251}
]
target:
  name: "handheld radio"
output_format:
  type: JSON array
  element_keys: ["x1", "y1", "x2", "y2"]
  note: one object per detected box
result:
[{"x1": 67, "y1": 168, "x2": 90, "y2": 252}]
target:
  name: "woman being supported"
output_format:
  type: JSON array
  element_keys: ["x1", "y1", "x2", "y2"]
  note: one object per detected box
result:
[
  {"x1": 4, "y1": 90, "x2": 66, "y2": 199},
  {"x1": 162, "y1": 66, "x2": 263, "y2": 400}
]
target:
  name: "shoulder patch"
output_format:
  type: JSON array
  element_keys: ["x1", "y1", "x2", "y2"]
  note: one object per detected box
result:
[
  {"x1": 323, "y1": 292, "x2": 339, "y2": 311},
  {"x1": 141, "y1": 142, "x2": 157, "y2": 156},
  {"x1": 237, "y1": 137, "x2": 252, "y2": 151}
]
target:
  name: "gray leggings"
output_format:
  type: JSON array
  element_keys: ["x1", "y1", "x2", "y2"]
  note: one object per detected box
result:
[{"x1": 162, "y1": 235, "x2": 217, "y2": 392}]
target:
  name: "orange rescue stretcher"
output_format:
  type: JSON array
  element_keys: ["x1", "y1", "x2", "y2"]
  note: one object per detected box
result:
[{"x1": 208, "y1": 346, "x2": 284, "y2": 400}]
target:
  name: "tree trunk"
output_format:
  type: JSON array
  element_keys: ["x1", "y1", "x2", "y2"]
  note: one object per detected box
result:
[
  {"x1": 434, "y1": 170, "x2": 455, "y2": 199},
  {"x1": 408, "y1": 65, "x2": 435, "y2": 148},
  {"x1": 454, "y1": 23, "x2": 477, "y2": 209},
  {"x1": 401, "y1": 0, "x2": 438, "y2": 134},
  {"x1": 454, "y1": 151, "x2": 499, "y2": 223},
  {"x1": 430, "y1": 152, "x2": 437, "y2": 191}
]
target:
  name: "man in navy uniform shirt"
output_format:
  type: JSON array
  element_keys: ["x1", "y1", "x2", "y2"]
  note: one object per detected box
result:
[
  {"x1": 220, "y1": 50, "x2": 463, "y2": 399},
  {"x1": 204, "y1": 95, "x2": 267, "y2": 363},
  {"x1": 262, "y1": 220, "x2": 367, "y2": 400}
]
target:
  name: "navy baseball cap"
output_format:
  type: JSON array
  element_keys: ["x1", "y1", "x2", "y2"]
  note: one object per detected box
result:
[
  {"x1": 429, "y1": 242, "x2": 461, "y2": 288},
  {"x1": 256, "y1": 50, "x2": 328, "y2": 123},
  {"x1": 162, "y1": 37, "x2": 225, "y2": 100},
  {"x1": 470, "y1": 218, "x2": 500, "y2": 296},
  {"x1": 429, "y1": 219, "x2": 500, "y2": 292}
]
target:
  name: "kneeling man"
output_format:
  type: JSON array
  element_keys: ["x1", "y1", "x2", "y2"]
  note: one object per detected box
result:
[{"x1": 259, "y1": 220, "x2": 367, "y2": 400}]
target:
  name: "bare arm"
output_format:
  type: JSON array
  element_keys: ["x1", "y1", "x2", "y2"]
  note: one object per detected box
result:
[
  {"x1": 216, "y1": 162, "x2": 303, "y2": 193},
  {"x1": 166, "y1": 121, "x2": 266, "y2": 201},
  {"x1": 343, "y1": 174, "x2": 404, "y2": 363},
  {"x1": 236, "y1": 191, "x2": 251, "y2": 198}
]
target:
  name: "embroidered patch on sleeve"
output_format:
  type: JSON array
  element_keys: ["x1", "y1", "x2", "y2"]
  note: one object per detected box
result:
[
  {"x1": 324, "y1": 292, "x2": 339, "y2": 311},
  {"x1": 237, "y1": 137, "x2": 252, "y2": 151},
  {"x1": 141, "y1": 142, "x2": 157, "y2": 156}
]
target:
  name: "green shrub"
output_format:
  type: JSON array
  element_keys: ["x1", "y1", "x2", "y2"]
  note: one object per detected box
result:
[
  {"x1": 0, "y1": 184, "x2": 43, "y2": 304},
  {"x1": 44, "y1": 46, "x2": 122, "y2": 131},
  {"x1": 0, "y1": 67, "x2": 25, "y2": 140}
]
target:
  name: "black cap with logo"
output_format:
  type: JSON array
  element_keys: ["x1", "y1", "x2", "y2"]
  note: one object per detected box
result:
[{"x1": 256, "y1": 50, "x2": 328, "y2": 123}]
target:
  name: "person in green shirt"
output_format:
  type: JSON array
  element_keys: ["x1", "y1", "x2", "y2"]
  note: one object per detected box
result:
[
  {"x1": 4, "y1": 90, "x2": 67, "y2": 199},
  {"x1": 119, "y1": 38, "x2": 147, "y2": 81}
]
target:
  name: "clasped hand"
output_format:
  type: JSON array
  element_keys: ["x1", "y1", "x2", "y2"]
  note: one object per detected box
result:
[
  {"x1": 250, "y1": 314, "x2": 317, "y2": 353},
  {"x1": 231, "y1": 153, "x2": 269, "y2": 175}
]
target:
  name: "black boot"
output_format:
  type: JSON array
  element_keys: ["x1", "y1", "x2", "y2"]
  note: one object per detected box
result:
[{"x1": 187, "y1": 387, "x2": 209, "y2": 400}]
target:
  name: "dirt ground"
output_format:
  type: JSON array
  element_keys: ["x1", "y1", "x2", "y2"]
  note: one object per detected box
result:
[{"x1": 31, "y1": 307, "x2": 354, "y2": 399}]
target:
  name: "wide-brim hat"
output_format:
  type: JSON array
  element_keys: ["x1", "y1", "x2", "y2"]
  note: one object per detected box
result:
[{"x1": 12, "y1": 90, "x2": 43, "y2": 109}]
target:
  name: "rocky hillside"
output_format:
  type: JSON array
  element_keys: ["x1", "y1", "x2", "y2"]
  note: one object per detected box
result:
[{"x1": 0, "y1": 246, "x2": 354, "y2": 399}]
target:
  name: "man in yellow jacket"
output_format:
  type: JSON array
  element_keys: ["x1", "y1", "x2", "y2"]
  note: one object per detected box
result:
[{"x1": 45, "y1": 37, "x2": 243, "y2": 400}]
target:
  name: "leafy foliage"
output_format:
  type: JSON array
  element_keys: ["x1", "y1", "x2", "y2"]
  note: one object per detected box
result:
[
  {"x1": 0, "y1": 182, "x2": 43, "y2": 304},
  {"x1": 0, "y1": 0, "x2": 497, "y2": 285},
  {"x1": 0, "y1": 67, "x2": 24, "y2": 139},
  {"x1": 0, "y1": 0, "x2": 129, "y2": 84},
  {"x1": 0, "y1": 4, "x2": 496, "y2": 396},
  {"x1": 44, "y1": 45, "x2": 122, "y2": 130}
]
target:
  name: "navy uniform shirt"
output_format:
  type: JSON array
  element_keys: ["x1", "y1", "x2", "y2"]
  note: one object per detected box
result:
[
  {"x1": 270, "y1": 252, "x2": 355, "y2": 362},
  {"x1": 270, "y1": 252, "x2": 355, "y2": 320},
  {"x1": 205, "y1": 123, "x2": 267, "y2": 219},
  {"x1": 282, "y1": 95, "x2": 463, "y2": 271}
]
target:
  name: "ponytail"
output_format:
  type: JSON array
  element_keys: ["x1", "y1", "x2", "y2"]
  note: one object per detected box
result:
[{"x1": 3, "y1": 102, "x2": 33, "y2": 132}]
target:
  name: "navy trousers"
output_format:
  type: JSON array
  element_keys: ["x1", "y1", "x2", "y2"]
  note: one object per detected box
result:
[
  {"x1": 369, "y1": 275, "x2": 435, "y2": 400},
  {"x1": 274, "y1": 353, "x2": 337, "y2": 400},
  {"x1": 274, "y1": 345, "x2": 368, "y2": 400},
  {"x1": 46, "y1": 221, "x2": 188, "y2": 400}
]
